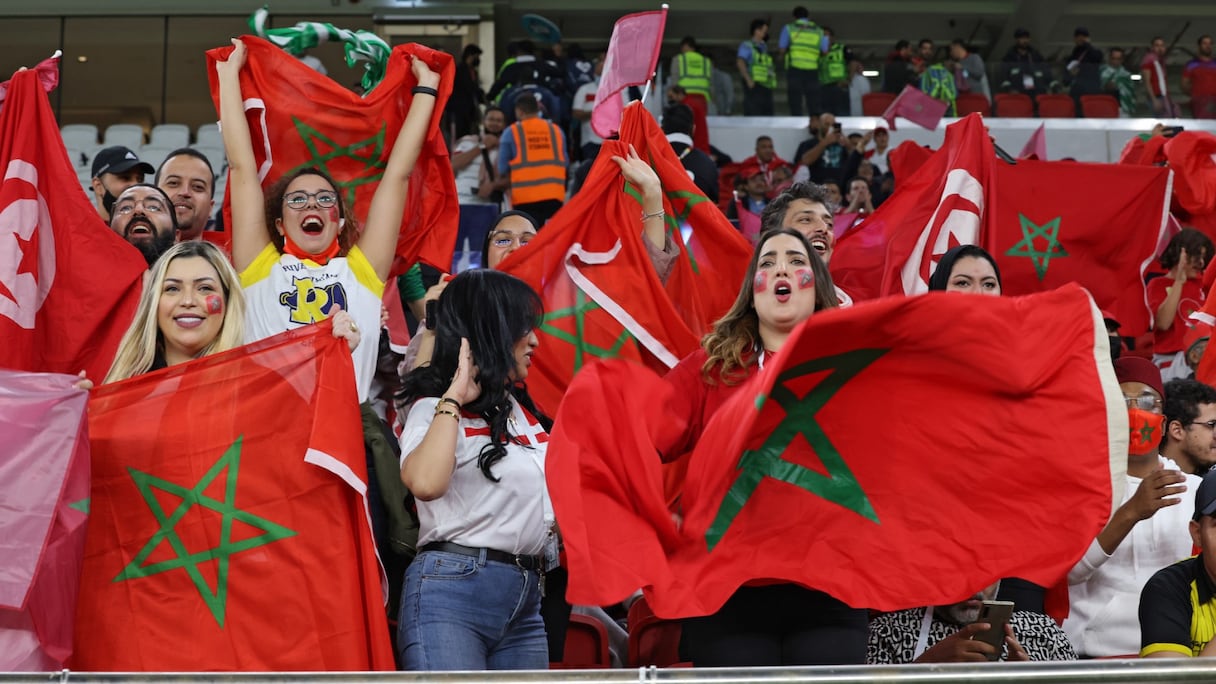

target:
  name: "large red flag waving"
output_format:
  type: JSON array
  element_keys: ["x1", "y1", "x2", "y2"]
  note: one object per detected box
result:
[
  {"x1": 74, "y1": 322, "x2": 393, "y2": 670},
  {"x1": 831, "y1": 113, "x2": 995, "y2": 300},
  {"x1": 205, "y1": 36, "x2": 457, "y2": 275},
  {"x1": 0, "y1": 60, "x2": 145, "y2": 380},
  {"x1": 548, "y1": 285, "x2": 1124, "y2": 617},
  {"x1": 0, "y1": 370, "x2": 89, "y2": 670},
  {"x1": 987, "y1": 160, "x2": 1171, "y2": 334},
  {"x1": 501, "y1": 103, "x2": 749, "y2": 414}
]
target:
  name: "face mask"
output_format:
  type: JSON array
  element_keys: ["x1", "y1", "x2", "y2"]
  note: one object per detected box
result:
[
  {"x1": 101, "y1": 187, "x2": 119, "y2": 215},
  {"x1": 761, "y1": 33, "x2": 770, "y2": 42},
  {"x1": 1127, "y1": 408, "x2": 1165, "y2": 456},
  {"x1": 473, "y1": 57, "x2": 481, "y2": 68}
]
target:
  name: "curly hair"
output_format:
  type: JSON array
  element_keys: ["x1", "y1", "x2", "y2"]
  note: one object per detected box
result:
[
  {"x1": 701, "y1": 227, "x2": 838, "y2": 384},
  {"x1": 1159, "y1": 228, "x2": 1214, "y2": 271},
  {"x1": 264, "y1": 167, "x2": 359, "y2": 256},
  {"x1": 398, "y1": 270, "x2": 551, "y2": 481}
]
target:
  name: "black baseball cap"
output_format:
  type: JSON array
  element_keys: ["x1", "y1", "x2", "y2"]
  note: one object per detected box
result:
[
  {"x1": 1074, "y1": 26, "x2": 1090, "y2": 37},
  {"x1": 91, "y1": 145, "x2": 155, "y2": 178},
  {"x1": 1014, "y1": 28, "x2": 1030, "y2": 39},
  {"x1": 1195, "y1": 469, "x2": 1216, "y2": 521}
]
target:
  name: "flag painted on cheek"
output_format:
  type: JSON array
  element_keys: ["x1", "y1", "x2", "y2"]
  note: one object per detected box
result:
[{"x1": 547, "y1": 284, "x2": 1125, "y2": 618}]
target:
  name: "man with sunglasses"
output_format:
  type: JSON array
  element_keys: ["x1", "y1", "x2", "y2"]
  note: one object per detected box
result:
[
  {"x1": 1063, "y1": 357, "x2": 1202, "y2": 657},
  {"x1": 1163, "y1": 379, "x2": 1216, "y2": 476}
]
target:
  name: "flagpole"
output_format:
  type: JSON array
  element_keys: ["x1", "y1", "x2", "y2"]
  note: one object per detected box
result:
[{"x1": 638, "y1": 4, "x2": 668, "y2": 105}]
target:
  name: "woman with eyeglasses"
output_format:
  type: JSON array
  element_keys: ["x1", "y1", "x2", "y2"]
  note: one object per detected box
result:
[
  {"x1": 216, "y1": 38, "x2": 439, "y2": 402},
  {"x1": 657, "y1": 227, "x2": 869, "y2": 667},
  {"x1": 1061, "y1": 356, "x2": 1200, "y2": 657}
]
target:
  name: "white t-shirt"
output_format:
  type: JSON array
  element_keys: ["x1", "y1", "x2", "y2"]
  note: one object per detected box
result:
[
  {"x1": 453, "y1": 135, "x2": 497, "y2": 205},
  {"x1": 573, "y1": 80, "x2": 604, "y2": 147},
  {"x1": 399, "y1": 396, "x2": 552, "y2": 555},
  {"x1": 1062, "y1": 455, "x2": 1202, "y2": 656},
  {"x1": 241, "y1": 243, "x2": 383, "y2": 403}
]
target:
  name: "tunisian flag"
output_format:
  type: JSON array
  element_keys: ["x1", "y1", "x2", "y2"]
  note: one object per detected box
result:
[
  {"x1": 501, "y1": 103, "x2": 749, "y2": 414},
  {"x1": 74, "y1": 322, "x2": 393, "y2": 670},
  {"x1": 831, "y1": 113, "x2": 995, "y2": 300},
  {"x1": 0, "y1": 370, "x2": 89, "y2": 670},
  {"x1": 549, "y1": 284, "x2": 1125, "y2": 617},
  {"x1": 592, "y1": 8, "x2": 667, "y2": 139},
  {"x1": 987, "y1": 160, "x2": 1171, "y2": 335},
  {"x1": 0, "y1": 60, "x2": 145, "y2": 380},
  {"x1": 205, "y1": 36, "x2": 457, "y2": 276}
]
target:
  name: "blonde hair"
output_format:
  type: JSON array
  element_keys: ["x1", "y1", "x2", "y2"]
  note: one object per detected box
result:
[
  {"x1": 701, "y1": 228, "x2": 837, "y2": 384},
  {"x1": 105, "y1": 241, "x2": 246, "y2": 383}
]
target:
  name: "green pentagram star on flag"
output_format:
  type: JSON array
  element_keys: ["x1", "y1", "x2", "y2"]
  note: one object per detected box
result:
[
  {"x1": 1005, "y1": 214, "x2": 1069, "y2": 281},
  {"x1": 114, "y1": 436, "x2": 296, "y2": 627},
  {"x1": 288, "y1": 117, "x2": 387, "y2": 209},
  {"x1": 706, "y1": 348, "x2": 886, "y2": 551}
]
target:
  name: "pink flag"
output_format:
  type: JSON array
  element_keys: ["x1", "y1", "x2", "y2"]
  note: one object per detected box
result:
[
  {"x1": 0, "y1": 369, "x2": 90, "y2": 670},
  {"x1": 0, "y1": 51, "x2": 60, "y2": 105},
  {"x1": 1019, "y1": 123, "x2": 1048, "y2": 160},
  {"x1": 881, "y1": 85, "x2": 948, "y2": 131},
  {"x1": 592, "y1": 9, "x2": 667, "y2": 139}
]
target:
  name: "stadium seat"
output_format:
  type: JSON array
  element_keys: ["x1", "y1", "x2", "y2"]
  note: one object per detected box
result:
[
  {"x1": 993, "y1": 93, "x2": 1034, "y2": 117},
  {"x1": 138, "y1": 145, "x2": 177, "y2": 171},
  {"x1": 1081, "y1": 95, "x2": 1120, "y2": 118},
  {"x1": 103, "y1": 123, "x2": 145, "y2": 148},
  {"x1": 192, "y1": 145, "x2": 227, "y2": 172},
  {"x1": 627, "y1": 596, "x2": 691, "y2": 668},
  {"x1": 60, "y1": 124, "x2": 98, "y2": 149},
  {"x1": 552, "y1": 613, "x2": 610, "y2": 669},
  {"x1": 196, "y1": 123, "x2": 222, "y2": 148},
  {"x1": 861, "y1": 92, "x2": 897, "y2": 116},
  {"x1": 955, "y1": 93, "x2": 991, "y2": 117},
  {"x1": 1036, "y1": 94, "x2": 1077, "y2": 118},
  {"x1": 150, "y1": 123, "x2": 190, "y2": 149}
]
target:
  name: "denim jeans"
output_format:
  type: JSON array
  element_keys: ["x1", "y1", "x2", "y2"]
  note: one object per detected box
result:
[{"x1": 398, "y1": 549, "x2": 548, "y2": 670}]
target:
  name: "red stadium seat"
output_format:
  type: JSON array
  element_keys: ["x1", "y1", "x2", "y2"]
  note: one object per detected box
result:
[
  {"x1": 1081, "y1": 94, "x2": 1121, "y2": 118},
  {"x1": 993, "y1": 93, "x2": 1034, "y2": 117},
  {"x1": 861, "y1": 92, "x2": 897, "y2": 116},
  {"x1": 628, "y1": 596, "x2": 692, "y2": 668},
  {"x1": 955, "y1": 93, "x2": 991, "y2": 116},
  {"x1": 553, "y1": 613, "x2": 611, "y2": 669},
  {"x1": 1036, "y1": 94, "x2": 1077, "y2": 118}
]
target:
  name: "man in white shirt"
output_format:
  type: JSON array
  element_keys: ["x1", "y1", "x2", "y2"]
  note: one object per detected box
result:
[
  {"x1": 1063, "y1": 357, "x2": 1201, "y2": 657},
  {"x1": 571, "y1": 55, "x2": 606, "y2": 161},
  {"x1": 451, "y1": 106, "x2": 508, "y2": 207}
]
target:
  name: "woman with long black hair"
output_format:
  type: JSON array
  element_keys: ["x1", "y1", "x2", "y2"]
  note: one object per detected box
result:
[{"x1": 395, "y1": 269, "x2": 555, "y2": 670}]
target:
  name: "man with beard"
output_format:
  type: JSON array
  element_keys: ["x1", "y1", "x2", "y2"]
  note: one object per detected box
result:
[
  {"x1": 91, "y1": 145, "x2": 155, "y2": 224},
  {"x1": 867, "y1": 580, "x2": 1075, "y2": 663},
  {"x1": 1162, "y1": 378, "x2": 1216, "y2": 476},
  {"x1": 109, "y1": 184, "x2": 178, "y2": 267},
  {"x1": 452, "y1": 105, "x2": 507, "y2": 207},
  {"x1": 155, "y1": 148, "x2": 215, "y2": 242}
]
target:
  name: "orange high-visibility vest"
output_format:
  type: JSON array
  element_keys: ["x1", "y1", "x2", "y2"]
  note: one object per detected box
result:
[{"x1": 508, "y1": 117, "x2": 567, "y2": 205}]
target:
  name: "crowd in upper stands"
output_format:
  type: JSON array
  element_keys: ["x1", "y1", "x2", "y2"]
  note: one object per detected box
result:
[{"x1": 35, "y1": 3, "x2": 1216, "y2": 673}]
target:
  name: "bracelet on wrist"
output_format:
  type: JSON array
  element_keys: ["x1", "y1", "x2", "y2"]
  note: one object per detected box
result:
[
  {"x1": 641, "y1": 209, "x2": 665, "y2": 222},
  {"x1": 412, "y1": 85, "x2": 439, "y2": 97},
  {"x1": 439, "y1": 396, "x2": 462, "y2": 411},
  {"x1": 434, "y1": 407, "x2": 460, "y2": 420}
]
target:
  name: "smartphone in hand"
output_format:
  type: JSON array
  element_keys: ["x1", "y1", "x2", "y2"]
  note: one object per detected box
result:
[{"x1": 971, "y1": 600, "x2": 1014, "y2": 661}]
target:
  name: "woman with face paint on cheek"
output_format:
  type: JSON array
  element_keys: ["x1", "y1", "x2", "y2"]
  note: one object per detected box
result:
[
  {"x1": 217, "y1": 37, "x2": 441, "y2": 405},
  {"x1": 656, "y1": 228, "x2": 870, "y2": 668},
  {"x1": 105, "y1": 241, "x2": 247, "y2": 382}
]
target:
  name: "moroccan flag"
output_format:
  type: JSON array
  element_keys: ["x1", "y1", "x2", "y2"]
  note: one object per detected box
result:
[
  {"x1": 205, "y1": 36, "x2": 458, "y2": 276},
  {"x1": 75, "y1": 322, "x2": 393, "y2": 670},
  {"x1": 986, "y1": 159, "x2": 1171, "y2": 335},
  {"x1": 548, "y1": 284, "x2": 1125, "y2": 617},
  {"x1": 501, "y1": 103, "x2": 749, "y2": 414},
  {"x1": 831, "y1": 113, "x2": 995, "y2": 300},
  {"x1": 592, "y1": 8, "x2": 667, "y2": 139},
  {"x1": 0, "y1": 59, "x2": 145, "y2": 381},
  {"x1": 0, "y1": 370, "x2": 89, "y2": 670},
  {"x1": 881, "y1": 85, "x2": 948, "y2": 131}
]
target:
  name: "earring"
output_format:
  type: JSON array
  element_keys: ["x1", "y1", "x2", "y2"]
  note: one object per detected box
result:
[{"x1": 339, "y1": 217, "x2": 346, "y2": 230}]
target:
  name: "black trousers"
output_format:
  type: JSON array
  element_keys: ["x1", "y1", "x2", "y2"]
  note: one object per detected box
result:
[
  {"x1": 743, "y1": 84, "x2": 775, "y2": 116},
  {"x1": 680, "y1": 584, "x2": 868, "y2": 667},
  {"x1": 787, "y1": 69, "x2": 822, "y2": 116},
  {"x1": 514, "y1": 199, "x2": 564, "y2": 226}
]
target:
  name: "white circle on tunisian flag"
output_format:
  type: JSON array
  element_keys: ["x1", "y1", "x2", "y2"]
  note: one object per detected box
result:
[
  {"x1": 899, "y1": 168, "x2": 984, "y2": 295},
  {"x1": 0, "y1": 159, "x2": 57, "y2": 329}
]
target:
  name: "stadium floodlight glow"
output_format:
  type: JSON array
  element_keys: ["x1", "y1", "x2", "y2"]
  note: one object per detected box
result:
[{"x1": 862, "y1": 70, "x2": 879, "y2": 77}]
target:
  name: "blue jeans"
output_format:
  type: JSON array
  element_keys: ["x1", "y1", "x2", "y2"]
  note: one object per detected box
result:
[{"x1": 398, "y1": 549, "x2": 548, "y2": 670}]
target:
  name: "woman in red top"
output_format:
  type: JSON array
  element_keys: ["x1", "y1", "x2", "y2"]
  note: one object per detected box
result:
[
  {"x1": 1148, "y1": 229, "x2": 1213, "y2": 379},
  {"x1": 658, "y1": 227, "x2": 866, "y2": 666}
]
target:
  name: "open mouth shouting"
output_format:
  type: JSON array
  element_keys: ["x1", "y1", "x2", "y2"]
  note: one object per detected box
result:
[
  {"x1": 301, "y1": 214, "x2": 325, "y2": 236},
  {"x1": 809, "y1": 236, "x2": 829, "y2": 256},
  {"x1": 773, "y1": 279, "x2": 792, "y2": 303},
  {"x1": 125, "y1": 216, "x2": 155, "y2": 239}
]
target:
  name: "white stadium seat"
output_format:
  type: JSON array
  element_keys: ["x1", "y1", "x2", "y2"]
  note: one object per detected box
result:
[
  {"x1": 103, "y1": 123, "x2": 144, "y2": 148},
  {"x1": 149, "y1": 123, "x2": 190, "y2": 149}
]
